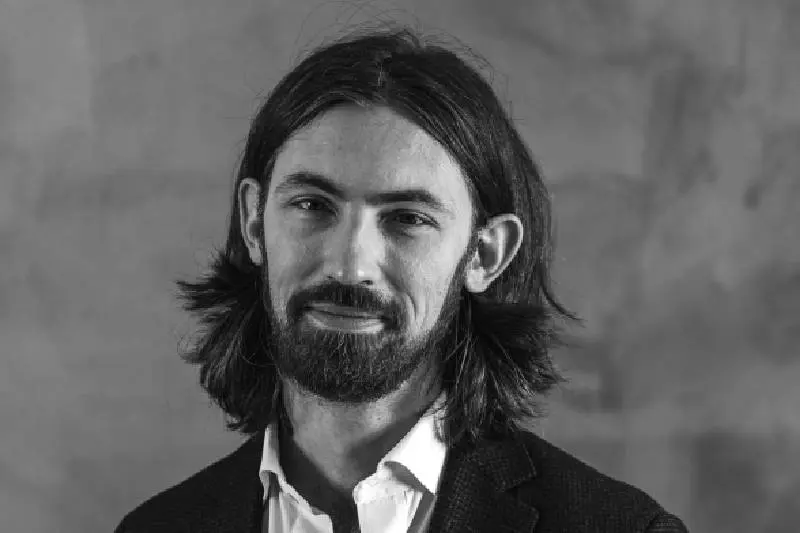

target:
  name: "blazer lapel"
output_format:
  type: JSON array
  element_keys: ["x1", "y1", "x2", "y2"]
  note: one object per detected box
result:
[
  {"x1": 195, "y1": 433, "x2": 265, "y2": 533},
  {"x1": 427, "y1": 436, "x2": 539, "y2": 533}
]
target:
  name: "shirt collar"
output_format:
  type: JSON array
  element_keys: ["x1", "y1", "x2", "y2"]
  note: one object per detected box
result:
[
  {"x1": 258, "y1": 394, "x2": 448, "y2": 496},
  {"x1": 258, "y1": 418, "x2": 285, "y2": 495},
  {"x1": 378, "y1": 394, "x2": 447, "y2": 494}
]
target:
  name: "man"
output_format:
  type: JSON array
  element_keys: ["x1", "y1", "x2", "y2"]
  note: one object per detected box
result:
[{"x1": 116, "y1": 27, "x2": 688, "y2": 533}]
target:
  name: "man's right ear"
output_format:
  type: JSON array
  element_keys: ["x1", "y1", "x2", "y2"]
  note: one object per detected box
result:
[{"x1": 238, "y1": 178, "x2": 264, "y2": 266}]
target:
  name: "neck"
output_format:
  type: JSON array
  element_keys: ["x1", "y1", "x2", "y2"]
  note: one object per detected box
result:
[{"x1": 278, "y1": 366, "x2": 440, "y2": 502}]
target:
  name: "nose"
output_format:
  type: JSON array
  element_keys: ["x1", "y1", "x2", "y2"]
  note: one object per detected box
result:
[{"x1": 323, "y1": 210, "x2": 383, "y2": 286}]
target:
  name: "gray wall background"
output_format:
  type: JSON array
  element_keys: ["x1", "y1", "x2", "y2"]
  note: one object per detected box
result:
[{"x1": 2, "y1": 1, "x2": 799, "y2": 531}]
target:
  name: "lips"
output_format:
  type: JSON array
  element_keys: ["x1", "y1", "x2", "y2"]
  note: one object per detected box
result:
[{"x1": 307, "y1": 303, "x2": 382, "y2": 319}]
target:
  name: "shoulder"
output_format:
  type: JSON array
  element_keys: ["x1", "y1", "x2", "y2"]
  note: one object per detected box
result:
[
  {"x1": 115, "y1": 434, "x2": 264, "y2": 533},
  {"x1": 509, "y1": 430, "x2": 687, "y2": 532}
]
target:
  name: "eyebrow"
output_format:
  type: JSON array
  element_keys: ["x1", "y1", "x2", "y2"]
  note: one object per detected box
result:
[{"x1": 273, "y1": 171, "x2": 454, "y2": 216}]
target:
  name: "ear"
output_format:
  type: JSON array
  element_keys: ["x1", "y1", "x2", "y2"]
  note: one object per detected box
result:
[
  {"x1": 238, "y1": 177, "x2": 264, "y2": 265},
  {"x1": 464, "y1": 214, "x2": 523, "y2": 293}
]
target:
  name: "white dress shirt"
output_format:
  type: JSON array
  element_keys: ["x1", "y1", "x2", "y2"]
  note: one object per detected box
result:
[{"x1": 259, "y1": 397, "x2": 448, "y2": 533}]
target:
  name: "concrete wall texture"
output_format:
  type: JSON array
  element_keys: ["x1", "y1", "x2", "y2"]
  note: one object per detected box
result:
[{"x1": 1, "y1": 0, "x2": 798, "y2": 531}]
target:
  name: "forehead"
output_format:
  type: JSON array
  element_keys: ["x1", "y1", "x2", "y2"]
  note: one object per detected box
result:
[{"x1": 268, "y1": 105, "x2": 471, "y2": 216}]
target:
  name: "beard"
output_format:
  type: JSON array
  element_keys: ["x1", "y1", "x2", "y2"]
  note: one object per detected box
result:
[{"x1": 260, "y1": 242, "x2": 475, "y2": 404}]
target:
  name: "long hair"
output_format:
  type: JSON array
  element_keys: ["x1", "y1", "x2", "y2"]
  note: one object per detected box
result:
[{"x1": 178, "y1": 27, "x2": 577, "y2": 445}]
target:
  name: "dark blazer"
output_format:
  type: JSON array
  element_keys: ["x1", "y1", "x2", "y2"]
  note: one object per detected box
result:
[{"x1": 115, "y1": 430, "x2": 688, "y2": 532}]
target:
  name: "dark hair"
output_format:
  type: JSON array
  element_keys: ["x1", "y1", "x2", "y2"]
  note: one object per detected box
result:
[{"x1": 178, "y1": 27, "x2": 576, "y2": 445}]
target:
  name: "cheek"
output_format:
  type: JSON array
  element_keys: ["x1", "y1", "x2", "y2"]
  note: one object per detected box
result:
[
  {"x1": 265, "y1": 207, "x2": 322, "y2": 265},
  {"x1": 401, "y1": 253, "x2": 461, "y2": 328},
  {"x1": 263, "y1": 235, "x2": 306, "y2": 314}
]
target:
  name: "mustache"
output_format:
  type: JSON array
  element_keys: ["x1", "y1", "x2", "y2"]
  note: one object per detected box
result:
[{"x1": 287, "y1": 281, "x2": 402, "y2": 328}]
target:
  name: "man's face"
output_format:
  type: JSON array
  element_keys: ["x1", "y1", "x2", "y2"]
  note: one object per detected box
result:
[{"x1": 260, "y1": 105, "x2": 477, "y2": 403}]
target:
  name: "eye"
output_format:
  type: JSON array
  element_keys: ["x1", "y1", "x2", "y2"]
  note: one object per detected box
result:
[
  {"x1": 389, "y1": 211, "x2": 434, "y2": 228},
  {"x1": 289, "y1": 197, "x2": 331, "y2": 213}
]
